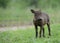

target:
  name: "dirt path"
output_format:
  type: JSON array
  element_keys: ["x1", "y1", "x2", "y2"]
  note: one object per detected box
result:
[{"x1": 0, "y1": 25, "x2": 33, "y2": 32}]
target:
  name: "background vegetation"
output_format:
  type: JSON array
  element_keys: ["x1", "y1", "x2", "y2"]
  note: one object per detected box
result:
[{"x1": 0, "y1": 0, "x2": 60, "y2": 26}]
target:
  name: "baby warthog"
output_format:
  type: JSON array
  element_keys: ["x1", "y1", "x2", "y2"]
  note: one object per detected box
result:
[{"x1": 31, "y1": 9, "x2": 51, "y2": 38}]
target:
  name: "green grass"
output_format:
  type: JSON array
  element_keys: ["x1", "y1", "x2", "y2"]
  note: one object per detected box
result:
[
  {"x1": 0, "y1": 24, "x2": 60, "y2": 43},
  {"x1": 0, "y1": 8, "x2": 33, "y2": 26}
]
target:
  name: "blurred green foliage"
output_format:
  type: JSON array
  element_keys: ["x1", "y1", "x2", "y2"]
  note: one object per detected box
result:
[
  {"x1": 0, "y1": 0, "x2": 10, "y2": 8},
  {"x1": 11, "y1": 0, "x2": 60, "y2": 9},
  {"x1": 0, "y1": 0, "x2": 60, "y2": 26},
  {"x1": 0, "y1": 0, "x2": 60, "y2": 9}
]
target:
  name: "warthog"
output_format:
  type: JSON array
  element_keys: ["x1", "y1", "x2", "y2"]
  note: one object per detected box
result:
[{"x1": 31, "y1": 9, "x2": 51, "y2": 38}]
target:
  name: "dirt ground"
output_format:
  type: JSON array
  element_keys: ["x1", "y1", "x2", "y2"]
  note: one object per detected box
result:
[{"x1": 0, "y1": 25, "x2": 33, "y2": 32}]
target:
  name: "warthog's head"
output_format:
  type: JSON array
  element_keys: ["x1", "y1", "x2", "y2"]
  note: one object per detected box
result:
[{"x1": 31, "y1": 9, "x2": 42, "y2": 20}]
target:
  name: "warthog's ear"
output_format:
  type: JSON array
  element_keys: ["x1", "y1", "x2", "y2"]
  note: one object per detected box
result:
[{"x1": 31, "y1": 9, "x2": 35, "y2": 13}]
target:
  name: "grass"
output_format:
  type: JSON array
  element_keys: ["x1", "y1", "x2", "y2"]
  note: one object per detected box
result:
[
  {"x1": 0, "y1": 24, "x2": 60, "y2": 43},
  {"x1": 0, "y1": 7, "x2": 33, "y2": 26}
]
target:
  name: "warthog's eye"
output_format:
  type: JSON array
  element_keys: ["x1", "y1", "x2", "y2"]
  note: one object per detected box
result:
[
  {"x1": 35, "y1": 12, "x2": 39, "y2": 16},
  {"x1": 35, "y1": 14, "x2": 38, "y2": 16}
]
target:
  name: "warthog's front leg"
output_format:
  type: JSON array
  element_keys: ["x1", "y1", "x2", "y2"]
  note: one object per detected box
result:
[
  {"x1": 35, "y1": 25, "x2": 38, "y2": 38},
  {"x1": 40, "y1": 26, "x2": 45, "y2": 37},
  {"x1": 43, "y1": 27, "x2": 45, "y2": 37}
]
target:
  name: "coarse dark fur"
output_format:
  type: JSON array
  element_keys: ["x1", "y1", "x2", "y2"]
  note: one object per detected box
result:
[{"x1": 31, "y1": 9, "x2": 51, "y2": 38}]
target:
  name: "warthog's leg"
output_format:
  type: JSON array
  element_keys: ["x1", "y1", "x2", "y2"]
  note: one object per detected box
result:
[
  {"x1": 43, "y1": 27, "x2": 45, "y2": 37},
  {"x1": 47, "y1": 23, "x2": 51, "y2": 36},
  {"x1": 35, "y1": 25, "x2": 38, "y2": 38},
  {"x1": 39, "y1": 26, "x2": 43, "y2": 37}
]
